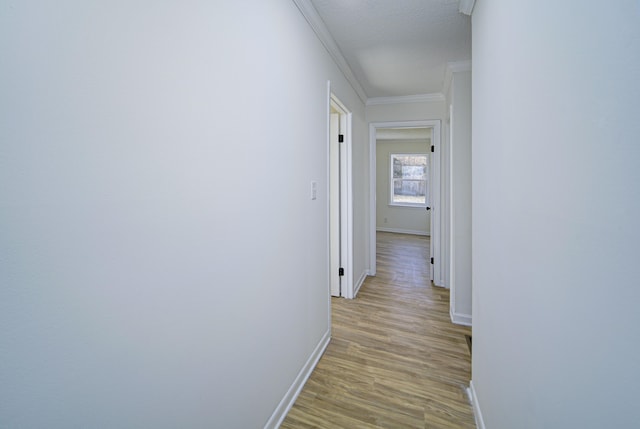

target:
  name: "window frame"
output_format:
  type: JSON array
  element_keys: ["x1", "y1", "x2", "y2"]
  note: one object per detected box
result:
[{"x1": 389, "y1": 153, "x2": 429, "y2": 208}]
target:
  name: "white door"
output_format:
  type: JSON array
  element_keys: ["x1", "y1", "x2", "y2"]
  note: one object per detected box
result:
[
  {"x1": 329, "y1": 112, "x2": 341, "y2": 297},
  {"x1": 429, "y1": 135, "x2": 435, "y2": 282},
  {"x1": 429, "y1": 124, "x2": 443, "y2": 287}
]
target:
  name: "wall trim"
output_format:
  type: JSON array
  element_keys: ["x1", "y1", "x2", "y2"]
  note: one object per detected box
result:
[
  {"x1": 366, "y1": 93, "x2": 445, "y2": 106},
  {"x1": 292, "y1": 0, "x2": 368, "y2": 103},
  {"x1": 264, "y1": 329, "x2": 331, "y2": 429},
  {"x1": 353, "y1": 270, "x2": 368, "y2": 298},
  {"x1": 458, "y1": 0, "x2": 476, "y2": 16},
  {"x1": 443, "y1": 60, "x2": 472, "y2": 95},
  {"x1": 467, "y1": 381, "x2": 486, "y2": 429},
  {"x1": 448, "y1": 60, "x2": 472, "y2": 73},
  {"x1": 376, "y1": 227, "x2": 429, "y2": 236},
  {"x1": 450, "y1": 308, "x2": 472, "y2": 326}
]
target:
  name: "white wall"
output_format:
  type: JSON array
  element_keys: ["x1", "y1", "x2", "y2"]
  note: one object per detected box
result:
[
  {"x1": 366, "y1": 99, "x2": 445, "y2": 123},
  {"x1": 442, "y1": 107, "x2": 451, "y2": 289},
  {"x1": 351, "y1": 107, "x2": 371, "y2": 291},
  {"x1": 471, "y1": 1, "x2": 640, "y2": 428},
  {"x1": 447, "y1": 70, "x2": 472, "y2": 325},
  {"x1": 376, "y1": 140, "x2": 431, "y2": 235},
  {"x1": 0, "y1": 1, "x2": 367, "y2": 427}
]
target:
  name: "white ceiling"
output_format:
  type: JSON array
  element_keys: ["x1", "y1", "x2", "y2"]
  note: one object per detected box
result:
[{"x1": 308, "y1": 0, "x2": 471, "y2": 99}]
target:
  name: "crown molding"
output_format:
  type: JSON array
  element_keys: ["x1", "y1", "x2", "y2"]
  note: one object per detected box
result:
[
  {"x1": 447, "y1": 60, "x2": 472, "y2": 73},
  {"x1": 459, "y1": 0, "x2": 476, "y2": 16},
  {"x1": 366, "y1": 93, "x2": 445, "y2": 106},
  {"x1": 292, "y1": 0, "x2": 368, "y2": 103},
  {"x1": 443, "y1": 60, "x2": 472, "y2": 95}
]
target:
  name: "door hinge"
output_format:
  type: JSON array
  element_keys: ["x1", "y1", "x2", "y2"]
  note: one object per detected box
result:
[
  {"x1": 338, "y1": 134, "x2": 344, "y2": 143},
  {"x1": 431, "y1": 145, "x2": 435, "y2": 153},
  {"x1": 430, "y1": 257, "x2": 434, "y2": 265},
  {"x1": 339, "y1": 267, "x2": 344, "y2": 276}
]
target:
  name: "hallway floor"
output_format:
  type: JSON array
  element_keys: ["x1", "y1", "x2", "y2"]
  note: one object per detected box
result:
[{"x1": 281, "y1": 232, "x2": 475, "y2": 428}]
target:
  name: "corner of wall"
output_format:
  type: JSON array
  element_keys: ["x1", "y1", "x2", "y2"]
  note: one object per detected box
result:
[
  {"x1": 353, "y1": 269, "x2": 368, "y2": 298},
  {"x1": 467, "y1": 381, "x2": 486, "y2": 429},
  {"x1": 450, "y1": 307, "x2": 472, "y2": 326},
  {"x1": 264, "y1": 329, "x2": 331, "y2": 428}
]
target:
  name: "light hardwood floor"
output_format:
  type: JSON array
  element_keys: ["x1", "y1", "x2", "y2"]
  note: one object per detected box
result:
[{"x1": 280, "y1": 232, "x2": 475, "y2": 429}]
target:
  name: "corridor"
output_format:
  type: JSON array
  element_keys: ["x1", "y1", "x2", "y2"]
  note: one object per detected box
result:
[{"x1": 281, "y1": 232, "x2": 475, "y2": 428}]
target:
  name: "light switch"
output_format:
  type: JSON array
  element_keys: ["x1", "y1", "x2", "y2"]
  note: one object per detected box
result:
[{"x1": 311, "y1": 181, "x2": 317, "y2": 200}]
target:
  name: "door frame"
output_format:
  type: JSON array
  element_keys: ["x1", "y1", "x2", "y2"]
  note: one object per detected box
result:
[
  {"x1": 368, "y1": 120, "x2": 443, "y2": 286},
  {"x1": 327, "y1": 84, "x2": 354, "y2": 298}
]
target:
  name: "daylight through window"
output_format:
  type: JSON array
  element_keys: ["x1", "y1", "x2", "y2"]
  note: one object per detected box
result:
[{"x1": 390, "y1": 154, "x2": 428, "y2": 207}]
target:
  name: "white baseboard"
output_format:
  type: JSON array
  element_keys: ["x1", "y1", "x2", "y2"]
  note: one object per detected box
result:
[
  {"x1": 376, "y1": 227, "x2": 430, "y2": 236},
  {"x1": 450, "y1": 308, "x2": 472, "y2": 326},
  {"x1": 467, "y1": 380, "x2": 486, "y2": 429},
  {"x1": 353, "y1": 270, "x2": 368, "y2": 298},
  {"x1": 264, "y1": 330, "x2": 330, "y2": 429}
]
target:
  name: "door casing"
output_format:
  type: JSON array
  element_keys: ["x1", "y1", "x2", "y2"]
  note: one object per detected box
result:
[
  {"x1": 368, "y1": 120, "x2": 443, "y2": 286},
  {"x1": 327, "y1": 85, "x2": 353, "y2": 298}
]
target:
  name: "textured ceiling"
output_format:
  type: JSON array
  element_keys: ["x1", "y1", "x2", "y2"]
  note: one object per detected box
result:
[{"x1": 309, "y1": 0, "x2": 471, "y2": 98}]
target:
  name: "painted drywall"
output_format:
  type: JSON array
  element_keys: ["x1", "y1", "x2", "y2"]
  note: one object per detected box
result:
[
  {"x1": 447, "y1": 70, "x2": 472, "y2": 325},
  {"x1": 0, "y1": 1, "x2": 368, "y2": 427},
  {"x1": 441, "y1": 105, "x2": 451, "y2": 290},
  {"x1": 472, "y1": 1, "x2": 640, "y2": 428},
  {"x1": 376, "y1": 139, "x2": 430, "y2": 235},
  {"x1": 351, "y1": 107, "x2": 371, "y2": 289},
  {"x1": 366, "y1": 99, "x2": 445, "y2": 123}
]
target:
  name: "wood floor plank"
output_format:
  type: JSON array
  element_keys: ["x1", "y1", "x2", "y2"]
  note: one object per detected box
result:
[{"x1": 280, "y1": 232, "x2": 474, "y2": 428}]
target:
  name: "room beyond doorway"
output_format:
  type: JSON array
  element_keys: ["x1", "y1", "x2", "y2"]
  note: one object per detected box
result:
[{"x1": 369, "y1": 120, "x2": 442, "y2": 287}]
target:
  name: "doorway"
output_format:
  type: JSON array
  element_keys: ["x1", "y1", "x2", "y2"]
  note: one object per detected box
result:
[
  {"x1": 369, "y1": 120, "x2": 443, "y2": 286},
  {"x1": 328, "y1": 90, "x2": 353, "y2": 298}
]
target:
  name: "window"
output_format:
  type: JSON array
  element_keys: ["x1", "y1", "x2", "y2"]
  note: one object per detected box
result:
[{"x1": 390, "y1": 154, "x2": 428, "y2": 207}]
